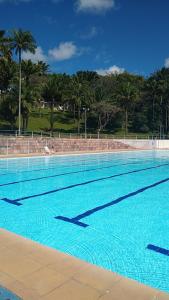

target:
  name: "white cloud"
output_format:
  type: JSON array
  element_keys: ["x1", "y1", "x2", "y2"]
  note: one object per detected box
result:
[
  {"x1": 22, "y1": 42, "x2": 82, "y2": 63},
  {"x1": 76, "y1": 0, "x2": 115, "y2": 13},
  {"x1": 96, "y1": 65, "x2": 125, "y2": 76},
  {"x1": 22, "y1": 46, "x2": 47, "y2": 63},
  {"x1": 165, "y1": 58, "x2": 169, "y2": 68},
  {"x1": 48, "y1": 42, "x2": 77, "y2": 61}
]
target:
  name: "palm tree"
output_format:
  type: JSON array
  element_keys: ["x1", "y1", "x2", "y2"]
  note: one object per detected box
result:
[
  {"x1": 114, "y1": 73, "x2": 142, "y2": 135},
  {"x1": 11, "y1": 29, "x2": 36, "y2": 135},
  {"x1": 0, "y1": 30, "x2": 15, "y2": 102},
  {"x1": 71, "y1": 75, "x2": 90, "y2": 134},
  {"x1": 43, "y1": 74, "x2": 63, "y2": 135},
  {"x1": 36, "y1": 61, "x2": 49, "y2": 76},
  {"x1": 118, "y1": 82, "x2": 138, "y2": 134},
  {"x1": 22, "y1": 59, "x2": 38, "y2": 85},
  {"x1": 0, "y1": 30, "x2": 12, "y2": 62}
]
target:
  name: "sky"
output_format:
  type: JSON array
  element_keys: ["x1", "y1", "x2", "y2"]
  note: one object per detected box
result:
[{"x1": 0, "y1": 0, "x2": 169, "y2": 76}]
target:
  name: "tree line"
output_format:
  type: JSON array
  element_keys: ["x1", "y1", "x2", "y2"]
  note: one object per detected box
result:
[{"x1": 0, "y1": 29, "x2": 169, "y2": 136}]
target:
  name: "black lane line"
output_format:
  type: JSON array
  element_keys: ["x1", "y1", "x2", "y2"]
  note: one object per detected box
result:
[
  {"x1": 0, "y1": 155, "x2": 127, "y2": 171},
  {"x1": 0, "y1": 152, "x2": 158, "y2": 176},
  {"x1": 0, "y1": 156, "x2": 160, "y2": 178},
  {"x1": 1, "y1": 162, "x2": 169, "y2": 206},
  {"x1": 56, "y1": 176, "x2": 169, "y2": 227},
  {"x1": 147, "y1": 244, "x2": 169, "y2": 256},
  {"x1": 0, "y1": 155, "x2": 162, "y2": 178},
  {"x1": 0, "y1": 159, "x2": 102, "y2": 177},
  {"x1": 0, "y1": 157, "x2": 127, "y2": 177},
  {"x1": 0, "y1": 153, "x2": 139, "y2": 168},
  {"x1": 0, "y1": 161, "x2": 141, "y2": 187}
]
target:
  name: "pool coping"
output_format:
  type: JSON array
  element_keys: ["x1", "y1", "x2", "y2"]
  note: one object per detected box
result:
[
  {"x1": 0, "y1": 228, "x2": 168, "y2": 300},
  {"x1": 0, "y1": 148, "x2": 152, "y2": 160}
]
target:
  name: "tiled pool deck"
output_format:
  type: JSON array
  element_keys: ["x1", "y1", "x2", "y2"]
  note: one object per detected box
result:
[{"x1": 0, "y1": 229, "x2": 169, "y2": 300}]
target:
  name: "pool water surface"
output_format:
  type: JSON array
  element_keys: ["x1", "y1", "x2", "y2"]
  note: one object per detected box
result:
[{"x1": 0, "y1": 150, "x2": 169, "y2": 293}]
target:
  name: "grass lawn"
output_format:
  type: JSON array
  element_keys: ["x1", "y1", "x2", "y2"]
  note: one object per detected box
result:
[{"x1": 0, "y1": 108, "x2": 152, "y2": 138}]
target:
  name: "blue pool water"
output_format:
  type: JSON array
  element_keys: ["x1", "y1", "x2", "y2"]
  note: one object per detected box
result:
[
  {"x1": 0, "y1": 150, "x2": 169, "y2": 292},
  {"x1": 0, "y1": 285, "x2": 21, "y2": 300}
]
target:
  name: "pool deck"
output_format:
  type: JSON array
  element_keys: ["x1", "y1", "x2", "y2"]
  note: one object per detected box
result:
[{"x1": 0, "y1": 229, "x2": 169, "y2": 300}]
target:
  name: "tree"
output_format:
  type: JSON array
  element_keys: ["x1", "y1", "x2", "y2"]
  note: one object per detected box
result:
[
  {"x1": 36, "y1": 61, "x2": 49, "y2": 76},
  {"x1": 43, "y1": 74, "x2": 63, "y2": 135},
  {"x1": 21, "y1": 59, "x2": 49, "y2": 119},
  {"x1": 70, "y1": 74, "x2": 93, "y2": 134},
  {"x1": 11, "y1": 29, "x2": 36, "y2": 134},
  {"x1": 114, "y1": 73, "x2": 143, "y2": 134},
  {"x1": 91, "y1": 101, "x2": 119, "y2": 132},
  {"x1": 0, "y1": 88, "x2": 18, "y2": 128},
  {"x1": 76, "y1": 71, "x2": 99, "y2": 83},
  {"x1": 144, "y1": 68, "x2": 169, "y2": 135},
  {"x1": 0, "y1": 30, "x2": 12, "y2": 62},
  {"x1": 144, "y1": 78, "x2": 160, "y2": 132},
  {"x1": 0, "y1": 30, "x2": 16, "y2": 107}
]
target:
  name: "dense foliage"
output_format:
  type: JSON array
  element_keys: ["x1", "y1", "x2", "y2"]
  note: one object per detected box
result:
[{"x1": 0, "y1": 29, "x2": 169, "y2": 136}]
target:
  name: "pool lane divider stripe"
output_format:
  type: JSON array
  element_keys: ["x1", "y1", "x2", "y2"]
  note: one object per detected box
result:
[
  {"x1": 0, "y1": 158, "x2": 125, "y2": 177},
  {"x1": 0, "y1": 161, "x2": 144, "y2": 187},
  {"x1": 147, "y1": 244, "x2": 169, "y2": 256},
  {"x1": 56, "y1": 176, "x2": 169, "y2": 227},
  {"x1": 0, "y1": 154, "x2": 140, "y2": 169},
  {"x1": 0, "y1": 156, "x2": 158, "y2": 177},
  {"x1": 0, "y1": 156, "x2": 128, "y2": 177},
  {"x1": 1, "y1": 162, "x2": 169, "y2": 206}
]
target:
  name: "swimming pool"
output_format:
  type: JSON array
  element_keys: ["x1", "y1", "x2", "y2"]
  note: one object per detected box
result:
[{"x1": 0, "y1": 150, "x2": 169, "y2": 293}]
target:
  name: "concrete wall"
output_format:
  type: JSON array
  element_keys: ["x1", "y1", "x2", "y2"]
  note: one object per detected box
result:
[
  {"x1": 155, "y1": 140, "x2": 169, "y2": 149},
  {"x1": 1, "y1": 137, "x2": 169, "y2": 156},
  {"x1": 117, "y1": 139, "x2": 155, "y2": 149},
  {"x1": 0, "y1": 137, "x2": 133, "y2": 155},
  {"x1": 117, "y1": 139, "x2": 169, "y2": 150}
]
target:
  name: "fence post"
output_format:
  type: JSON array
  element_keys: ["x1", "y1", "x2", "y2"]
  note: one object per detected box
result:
[
  {"x1": 41, "y1": 131, "x2": 42, "y2": 138},
  {"x1": 32, "y1": 131, "x2": 34, "y2": 138}
]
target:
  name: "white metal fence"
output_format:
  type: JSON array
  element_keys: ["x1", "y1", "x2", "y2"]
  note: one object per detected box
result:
[{"x1": 0, "y1": 129, "x2": 165, "y2": 140}]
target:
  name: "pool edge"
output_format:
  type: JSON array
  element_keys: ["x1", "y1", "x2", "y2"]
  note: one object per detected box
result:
[
  {"x1": 0, "y1": 148, "x2": 152, "y2": 160},
  {"x1": 0, "y1": 228, "x2": 168, "y2": 300}
]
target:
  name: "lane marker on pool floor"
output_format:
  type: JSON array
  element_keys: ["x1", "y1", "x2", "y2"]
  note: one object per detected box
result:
[
  {"x1": 0, "y1": 161, "x2": 141, "y2": 187},
  {"x1": 147, "y1": 244, "x2": 169, "y2": 256},
  {"x1": 0, "y1": 156, "x2": 130, "y2": 177},
  {"x1": 1, "y1": 162, "x2": 169, "y2": 206},
  {"x1": 56, "y1": 176, "x2": 169, "y2": 227}
]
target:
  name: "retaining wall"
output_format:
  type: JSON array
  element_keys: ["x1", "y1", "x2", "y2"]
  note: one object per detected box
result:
[{"x1": 0, "y1": 137, "x2": 133, "y2": 155}]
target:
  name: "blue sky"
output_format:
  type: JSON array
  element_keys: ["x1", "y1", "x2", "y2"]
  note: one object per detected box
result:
[{"x1": 1, "y1": 0, "x2": 169, "y2": 76}]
